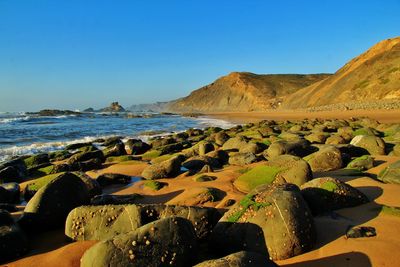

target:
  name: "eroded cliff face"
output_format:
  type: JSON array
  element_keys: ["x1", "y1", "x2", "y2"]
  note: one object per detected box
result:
[
  {"x1": 282, "y1": 37, "x2": 400, "y2": 109},
  {"x1": 168, "y1": 72, "x2": 330, "y2": 112}
]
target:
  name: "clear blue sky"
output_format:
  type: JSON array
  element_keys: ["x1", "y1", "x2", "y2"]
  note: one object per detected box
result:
[{"x1": 0, "y1": 0, "x2": 399, "y2": 112}]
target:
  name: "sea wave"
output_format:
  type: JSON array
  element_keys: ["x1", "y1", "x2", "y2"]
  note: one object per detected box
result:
[
  {"x1": 0, "y1": 116, "x2": 32, "y2": 124},
  {"x1": 193, "y1": 116, "x2": 236, "y2": 129},
  {"x1": 0, "y1": 135, "x2": 112, "y2": 163},
  {"x1": 0, "y1": 114, "x2": 79, "y2": 124}
]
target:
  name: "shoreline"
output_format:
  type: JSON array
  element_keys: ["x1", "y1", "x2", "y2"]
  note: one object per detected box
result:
[{"x1": 202, "y1": 109, "x2": 400, "y2": 124}]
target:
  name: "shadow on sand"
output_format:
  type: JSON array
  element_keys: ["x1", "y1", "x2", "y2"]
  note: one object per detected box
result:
[{"x1": 281, "y1": 251, "x2": 372, "y2": 267}]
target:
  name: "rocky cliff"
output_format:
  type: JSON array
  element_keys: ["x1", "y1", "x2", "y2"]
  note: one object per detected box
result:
[
  {"x1": 282, "y1": 37, "x2": 400, "y2": 109},
  {"x1": 167, "y1": 72, "x2": 330, "y2": 112}
]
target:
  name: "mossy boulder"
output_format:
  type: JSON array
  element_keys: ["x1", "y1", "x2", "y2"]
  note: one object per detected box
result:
[
  {"x1": 210, "y1": 183, "x2": 316, "y2": 260},
  {"x1": 222, "y1": 136, "x2": 249, "y2": 151},
  {"x1": 167, "y1": 187, "x2": 225, "y2": 206},
  {"x1": 24, "y1": 172, "x2": 66, "y2": 200},
  {"x1": 0, "y1": 210, "x2": 29, "y2": 262},
  {"x1": 193, "y1": 251, "x2": 277, "y2": 267},
  {"x1": 305, "y1": 133, "x2": 328, "y2": 144},
  {"x1": 377, "y1": 160, "x2": 400, "y2": 184},
  {"x1": 65, "y1": 142, "x2": 92, "y2": 150},
  {"x1": 143, "y1": 180, "x2": 166, "y2": 190},
  {"x1": 337, "y1": 126, "x2": 354, "y2": 141},
  {"x1": 102, "y1": 141, "x2": 127, "y2": 158},
  {"x1": 278, "y1": 132, "x2": 302, "y2": 141},
  {"x1": 126, "y1": 139, "x2": 151, "y2": 155},
  {"x1": 80, "y1": 217, "x2": 198, "y2": 267},
  {"x1": 347, "y1": 155, "x2": 374, "y2": 170},
  {"x1": 105, "y1": 155, "x2": 139, "y2": 163},
  {"x1": 305, "y1": 146, "x2": 343, "y2": 172},
  {"x1": 141, "y1": 150, "x2": 163, "y2": 160},
  {"x1": 67, "y1": 150, "x2": 104, "y2": 164},
  {"x1": 141, "y1": 157, "x2": 181, "y2": 179},
  {"x1": 389, "y1": 143, "x2": 400, "y2": 156},
  {"x1": 198, "y1": 141, "x2": 215, "y2": 155},
  {"x1": 193, "y1": 174, "x2": 217, "y2": 182},
  {"x1": 23, "y1": 153, "x2": 50, "y2": 170},
  {"x1": 353, "y1": 127, "x2": 379, "y2": 137},
  {"x1": 96, "y1": 173, "x2": 133, "y2": 186},
  {"x1": 234, "y1": 155, "x2": 312, "y2": 193},
  {"x1": 66, "y1": 204, "x2": 221, "y2": 241},
  {"x1": 228, "y1": 152, "x2": 257, "y2": 166},
  {"x1": 350, "y1": 135, "x2": 386, "y2": 155},
  {"x1": 213, "y1": 131, "x2": 230, "y2": 146},
  {"x1": 265, "y1": 139, "x2": 312, "y2": 159},
  {"x1": 183, "y1": 156, "x2": 221, "y2": 170},
  {"x1": 234, "y1": 165, "x2": 283, "y2": 193},
  {"x1": 325, "y1": 135, "x2": 347, "y2": 145},
  {"x1": 49, "y1": 150, "x2": 72, "y2": 161},
  {"x1": 301, "y1": 177, "x2": 369, "y2": 215},
  {"x1": 19, "y1": 172, "x2": 90, "y2": 231}
]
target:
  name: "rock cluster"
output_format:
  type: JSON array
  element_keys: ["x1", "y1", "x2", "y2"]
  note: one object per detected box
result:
[{"x1": 1, "y1": 116, "x2": 399, "y2": 264}]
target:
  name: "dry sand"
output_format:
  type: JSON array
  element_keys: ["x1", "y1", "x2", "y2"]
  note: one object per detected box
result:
[{"x1": 205, "y1": 109, "x2": 400, "y2": 124}]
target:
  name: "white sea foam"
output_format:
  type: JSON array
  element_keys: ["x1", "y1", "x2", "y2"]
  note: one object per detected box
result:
[
  {"x1": 193, "y1": 116, "x2": 235, "y2": 129},
  {"x1": 0, "y1": 135, "x2": 115, "y2": 163},
  {"x1": 0, "y1": 116, "x2": 31, "y2": 124}
]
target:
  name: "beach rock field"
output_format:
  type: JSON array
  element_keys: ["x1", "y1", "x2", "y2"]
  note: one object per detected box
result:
[{"x1": 2, "y1": 116, "x2": 400, "y2": 266}]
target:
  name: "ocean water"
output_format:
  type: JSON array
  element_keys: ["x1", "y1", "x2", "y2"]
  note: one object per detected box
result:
[{"x1": 0, "y1": 112, "x2": 234, "y2": 163}]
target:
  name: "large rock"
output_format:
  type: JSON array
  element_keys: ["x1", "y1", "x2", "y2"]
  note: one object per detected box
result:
[
  {"x1": 306, "y1": 146, "x2": 343, "y2": 172},
  {"x1": 378, "y1": 160, "x2": 400, "y2": 184},
  {"x1": 325, "y1": 135, "x2": 347, "y2": 145},
  {"x1": 23, "y1": 153, "x2": 50, "y2": 171},
  {"x1": 234, "y1": 155, "x2": 312, "y2": 193},
  {"x1": 347, "y1": 155, "x2": 374, "y2": 171},
  {"x1": 67, "y1": 150, "x2": 104, "y2": 164},
  {"x1": 0, "y1": 210, "x2": 29, "y2": 262},
  {"x1": 0, "y1": 183, "x2": 20, "y2": 203},
  {"x1": 65, "y1": 204, "x2": 221, "y2": 241},
  {"x1": 210, "y1": 183, "x2": 316, "y2": 260},
  {"x1": 350, "y1": 135, "x2": 386, "y2": 155},
  {"x1": 222, "y1": 136, "x2": 249, "y2": 151},
  {"x1": 126, "y1": 139, "x2": 151, "y2": 155},
  {"x1": 301, "y1": 177, "x2": 369, "y2": 215},
  {"x1": 141, "y1": 157, "x2": 181, "y2": 179},
  {"x1": 74, "y1": 172, "x2": 102, "y2": 198},
  {"x1": 193, "y1": 251, "x2": 278, "y2": 267},
  {"x1": 18, "y1": 172, "x2": 90, "y2": 231},
  {"x1": 96, "y1": 173, "x2": 133, "y2": 186},
  {"x1": 103, "y1": 140, "x2": 127, "y2": 158},
  {"x1": 80, "y1": 217, "x2": 198, "y2": 267},
  {"x1": 182, "y1": 156, "x2": 221, "y2": 170},
  {"x1": 167, "y1": 187, "x2": 225, "y2": 206},
  {"x1": 228, "y1": 152, "x2": 257, "y2": 166},
  {"x1": 198, "y1": 142, "x2": 215, "y2": 155},
  {"x1": 305, "y1": 133, "x2": 328, "y2": 144},
  {"x1": 0, "y1": 158, "x2": 27, "y2": 183},
  {"x1": 265, "y1": 139, "x2": 312, "y2": 159},
  {"x1": 213, "y1": 131, "x2": 230, "y2": 146}
]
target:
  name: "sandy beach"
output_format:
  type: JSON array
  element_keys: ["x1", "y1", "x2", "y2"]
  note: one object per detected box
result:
[{"x1": 205, "y1": 109, "x2": 400, "y2": 124}]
